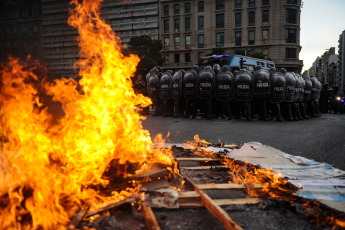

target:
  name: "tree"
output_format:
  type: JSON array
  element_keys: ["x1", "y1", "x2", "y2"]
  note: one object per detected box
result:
[{"x1": 126, "y1": 35, "x2": 164, "y2": 77}]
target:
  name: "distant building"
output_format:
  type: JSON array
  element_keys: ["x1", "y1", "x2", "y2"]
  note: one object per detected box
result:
[
  {"x1": 159, "y1": 0, "x2": 303, "y2": 72},
  {"x1": 41, "y1": 0, "x2": 159, "y2": 77},
  {"x1": 313, "y1": 47, "x2": 336, "y2": 86},
  {"x1": 337, "y1": 30, "x2": 345, "y2": 91},
  {"x1": 328, "y1": 54, "x2": 338, "y2": 87},
  {"x1": 0, "y1": 0, "x2": 43, "y2": 64}
]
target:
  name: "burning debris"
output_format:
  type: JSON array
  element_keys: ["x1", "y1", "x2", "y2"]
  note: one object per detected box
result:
[{"x1": 1, "y1": 0, "x2": 345, "y2": 229}]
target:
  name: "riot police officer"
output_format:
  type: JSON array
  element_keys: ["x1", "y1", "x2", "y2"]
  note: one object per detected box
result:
[
  {"x1": 171, "y1": 69, "x2": 185, "y2": 118},
  {"x1": 216, "y1": 65, "x2": 234, "y2": 120},
  {"x1": 198, "y1": 66, "x2": 216, "y2": 119},
  {"x1": 147, "y1": 67, "x2": 161, "y2": 116},
  {"x1": 303, "y1": 75, "x2": 313, "y2": 118},
  {"x1": 159, "y1": 71, "x2": 173, "y2": 117},
  {"x1": 283, "y1": 72, "x2": 297, "y2": 121},
  {"x1": 234, "y1": 69, "x2": 254, "y2": 121},
  {"x1": 270, "y1": 71, "x2": 286, "y2": 122},
  {"x1": 252, "y1": 66, "x2": 270, "y2": 121},
  {"x1": 183, "y1": 66, "x2": 199, "y2": 118}
]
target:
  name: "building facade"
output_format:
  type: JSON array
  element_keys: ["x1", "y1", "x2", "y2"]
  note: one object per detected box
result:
[
  {"x1": 41, "y1": 0, "x2": 159, "y2": 77},
  {"x1": 159, "y1": 0, "x2": 303, "y2": 72},
  {"x1": 337, "y1": 30, "x2": 345, "y2": 91},
  {"x1": 0, "y1": 0, "x2": 43, "y2": 64}
]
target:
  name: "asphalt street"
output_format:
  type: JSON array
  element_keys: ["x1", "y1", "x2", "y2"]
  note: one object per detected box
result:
[{"x1": 142, "y1": 113, "x2": 345, "y2": 171}]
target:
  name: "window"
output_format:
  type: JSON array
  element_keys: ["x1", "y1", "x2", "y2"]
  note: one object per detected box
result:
[
  {"x1": 249, "y1": 0, "x2": 255, "y2": 7},
  {"x1": 286, "y1": 9, "x2": 297, "y2": 24},
  {"x1": 164, "y1": 54, "x2": 169, "y2": 63},
  {"x1": 22, "y1": 26, "x2": 27, "y2": 34},
  {"x1": 262, "y1": 10, "x2": 269, "y2": 24},
  {"x1": 262, "y1": 0, "x2": 269, "y2": 5},
  {"x1": 198, "y1": 34, "x2": 204, "y2": 48},
  {"x1": 235, "y1": 32, "x2": 242, "y2": 46},
  {"x1": 198, "y1": 1, "x2": 204, "y2": 12},
  {"x1": 33, "y1": 26, "x2": 38, "y2": 33},
  {"x1": 163, "y1": 5, "x2": 169, "y2": 16},
  {"x1": 235, "y1": 0, "x2": 242, "y2": 8},
  {"x1": 286, "y1": 48, "x2": 296, "y2": 58},
  {"x1": 22, "y1": 9, "x2": 29, "y2": 17},
  {"x1": 216, "y1": 0, "x2": 225, "y2": 10},
  {"x1": 262, "y1": 29, "x2": 269, "y2": 44},
  {"x1": 235, "y1": 13, "x2": 242, "y2": 27},
  {"x1": 175, "y1": 53, "x2": 180, "y2": 63},
  {"x1": 216, "y1": 14, "x2": 224, "y2": 28},
  {"x1": 164, "y1": 20, "x2": 169, "y2": 33},
  {"x1": 174, "y1": 4, "x2": 180, "y2": 15},
  {"x1": 248, "y1": 31, "x2": 255, "y2": 45},
  {"x1": 174, "y1": 36, "x2": 180, "y2": 49},
  {"x1": 286, "y1": 0, "x2": 297, "y2": 4},
  {"x1": 174, "y1": 19, "x2": 180, "y2": 32},
  {"x1": 198, "y1": 16, "x2": 204, "y2": 30},
  {"x1": 216, "y1": 32, "x2": 224, "y2": 47},
  {"x1": 164, "y1": 37, "x2": 170, "y2": 49},
  {"x1": 248, "y1": 11, "x2": 255, "y2": 26},
  {"x1": 185, "y1": 18, "x2": 191, "y2": 32},
  {"x1": 185, "y1": 53, "x2": 191, "y2": 63},
  {"x1": 185, "y1": 3, "x2": 191, "y2": 14},
  {"x1": 286, "y1": 28, "x2": 296, "y2": 43},
  {"x1": 185, "y1": 35, "x2": 191, "y2": 49}
]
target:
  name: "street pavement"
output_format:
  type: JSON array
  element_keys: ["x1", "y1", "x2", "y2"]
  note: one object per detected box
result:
[{"x1": 142, "y1": 113, "x2": 345, "y2": 171}]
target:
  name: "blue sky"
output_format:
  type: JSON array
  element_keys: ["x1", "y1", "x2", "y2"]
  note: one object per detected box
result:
[{"x1": 300, "y1": 0, "x2": 345, "y2": 71}]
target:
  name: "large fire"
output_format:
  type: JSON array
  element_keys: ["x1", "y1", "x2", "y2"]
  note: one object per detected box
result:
[{"x1": 0, "y1": 0, "x2": 177, "y2": 229}]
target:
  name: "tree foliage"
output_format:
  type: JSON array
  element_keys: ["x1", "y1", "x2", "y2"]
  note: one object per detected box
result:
[{"x1": 126, "y1": 35, "x2": 164, "y2": 77}]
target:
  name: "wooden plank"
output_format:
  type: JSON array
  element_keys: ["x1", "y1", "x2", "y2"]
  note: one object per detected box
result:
[
  {"x1": 180, "y1": 165, "x2": 227, "y2": 170},
  {"x1": 179, "y1": 198, "x2": 261, "y2": 208},
  {"x1": 185, "y1": 177, "x2": 243, "y2": 230},
  {"x1": 196, "y1": 183, "x2": 265, "y2": 190},
  {"x1": 178, "y1": 191, "x2": 200, "y2": 199},
  {"x1": 84, "y1": 197, "x2": 136, "y2": 218},
  {"x1": 175, "y1": 157, "x2": 222, "y2": 161},
  {"x1": 142, "y1": 205, "x2": 161, "y2": 230}
]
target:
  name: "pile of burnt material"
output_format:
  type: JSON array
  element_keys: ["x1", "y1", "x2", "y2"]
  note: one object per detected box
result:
[{"x1": 74, "y1": 145, "x2": 345, "y2": 230}]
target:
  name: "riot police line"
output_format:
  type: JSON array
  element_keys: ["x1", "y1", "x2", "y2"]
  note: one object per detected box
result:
[{"x1": 137, "y1": 64, "x2": 323, "y2": 121}]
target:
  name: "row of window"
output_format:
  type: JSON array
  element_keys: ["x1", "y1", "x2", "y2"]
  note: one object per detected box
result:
[
  {"x1": 2, "y1": 25, "x2": 39, "y2": 37},
  {"x1": 163, "y1": 0, "x2": 297, "y2": 15},
  {"x1": 165, "y1": 47, "x2": 296, "y2": 64},
  {"x1": 163, "y1": 10, "x2": 297, "y2": 33},
  {"x1": 164, "y1": 28, "x2": 296, "y2": 49}
]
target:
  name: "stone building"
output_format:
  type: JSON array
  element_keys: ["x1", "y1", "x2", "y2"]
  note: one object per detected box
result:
[
  {"x1": 0, "y1": 0, "x2": 43, "y2": 64},
  {"x1": 159, "y1": 0, "x2": 303, "y2": 72},
  {"x1": 337, "y1": 30, "x2": 345, "y2": 91},
  {"x1": 41, "y1": 0, "x2": 159, "y2": 77}
]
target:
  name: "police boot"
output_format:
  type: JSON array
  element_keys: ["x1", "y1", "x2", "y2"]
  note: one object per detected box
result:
[
  {"x1": 291, "y1": 102, "x2": 299, "y2": 121},
  {"x1": 300, "y1": 102, "x2": 308, "y2": 119},
  {"x1": 244, "y1": 102, "x2": 252, "y2": 121},
  {"x1": 274, "y1": 103, "x2": 282, "y2": 122},
  {"x1": 309, "y1": 102, "x2": 316, "y2": 118},
  {"x1": 286, "y1": 103, "x2": 294, "y2": 121},
  {"x1": 261, "y1": 102, "x2": 268, "y2": 121}
]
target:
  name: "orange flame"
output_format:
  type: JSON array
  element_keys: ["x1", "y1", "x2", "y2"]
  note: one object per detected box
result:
[{"x1": 0, "y1": 0, "x2": 178, "y2": 229}]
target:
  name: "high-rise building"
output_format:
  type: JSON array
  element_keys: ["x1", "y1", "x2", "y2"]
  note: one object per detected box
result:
[
  {"x1": 41, "y1": 0, "x2": 159, "y2": 77},
  {"x1": 0, "y1": 0, "x2": 43, "y2": 64},
  {"x1": 159, "y1": 0, "x2": 303, "y2": 72},
  {"x1": 337, "y1": 30, "x2": 345, "y2": 91}
]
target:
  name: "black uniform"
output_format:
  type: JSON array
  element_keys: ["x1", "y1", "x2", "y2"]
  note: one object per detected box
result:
[
  {"x1": 171, "y1": 69, "x2": 185, "y2": 118},
  {"x1": 234, "y1": 69, "x2": 254, "y2": 121},
  {"x1": 270, "y1": 72, "x2": 286, "y2": 122},
  {"x1": 252, "y1": 66, "x2": 270, "y2": 121},
  {"x1": 183, "y1": 68, "x2": 199, "y2": 118},
  {"x1": 198, "y1": 66, "x2": 216, "y2": 119},
  {"x1": 216, "y1": 65, "x2": 234, "y2": 120}
]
